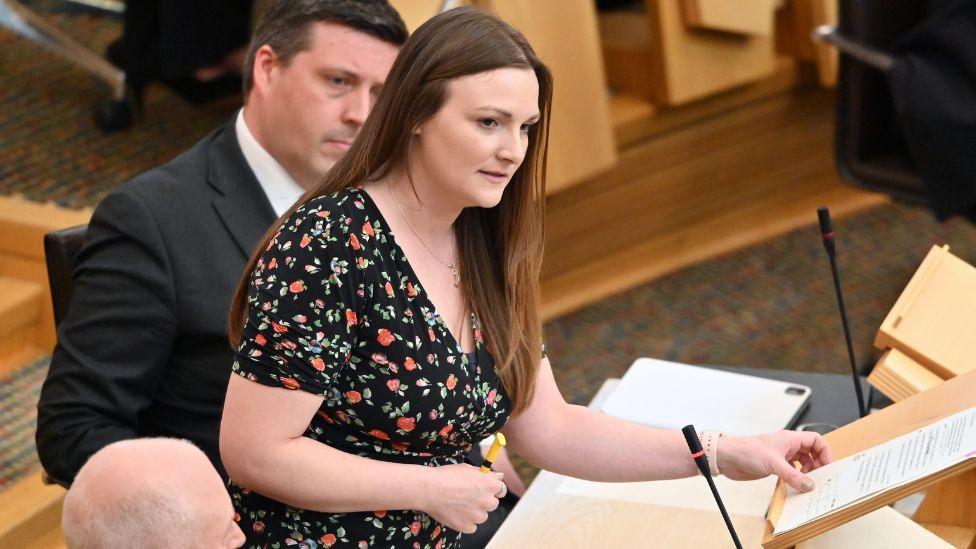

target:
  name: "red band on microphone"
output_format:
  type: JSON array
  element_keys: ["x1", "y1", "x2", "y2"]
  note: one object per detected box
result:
[
  {"x1": 822, "y1": 232, "x2": 834, "y2": 239},
  {"x1": 691, "y1": 450, "x2": 705, "y2": 459}
]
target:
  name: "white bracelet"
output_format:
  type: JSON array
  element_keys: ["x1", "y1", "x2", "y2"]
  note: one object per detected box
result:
[{"x1": 698, "y1": 430, "x2": 723, "y2": 477}]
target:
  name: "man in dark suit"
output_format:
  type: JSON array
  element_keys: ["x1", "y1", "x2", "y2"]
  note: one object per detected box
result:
[{"x1": 36, "y1": 0, "x2": 407, "y2": 485}]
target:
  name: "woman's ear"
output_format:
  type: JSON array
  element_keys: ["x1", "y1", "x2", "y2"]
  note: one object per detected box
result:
[{"x1": 411, "y1": 117, "x2": 428, "y2": 136}]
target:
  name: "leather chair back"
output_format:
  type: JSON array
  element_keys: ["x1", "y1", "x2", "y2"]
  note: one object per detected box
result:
[
  {"x1": 43, "y1": 225, "x2": 87, "y2": 327},
  {"x1": 836, "y1": 0, "x2": 927, "y2": 203}
]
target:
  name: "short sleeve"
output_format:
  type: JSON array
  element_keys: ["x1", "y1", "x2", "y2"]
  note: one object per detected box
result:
[{"x1": 232, "y1": 203, "x2": 362, "y2": 396}]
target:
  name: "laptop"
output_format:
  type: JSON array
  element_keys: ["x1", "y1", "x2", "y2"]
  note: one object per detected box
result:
[{"x1": 601, "y1": 358, "x2": 811, "y2": 436}]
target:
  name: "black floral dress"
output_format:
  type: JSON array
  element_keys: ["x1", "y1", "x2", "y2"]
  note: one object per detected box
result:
[{"x1": 229, "y1": 186, "x2": 511, "y2": 549}]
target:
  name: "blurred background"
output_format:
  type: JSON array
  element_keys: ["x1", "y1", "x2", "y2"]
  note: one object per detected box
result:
[{"x1": 1, "y1": 1, "x2": 975, "y2": 545}]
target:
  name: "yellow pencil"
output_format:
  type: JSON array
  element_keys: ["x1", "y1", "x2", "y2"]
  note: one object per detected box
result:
[{"x1": 480, "y1": 432, "x2": 506, "y2": 472}]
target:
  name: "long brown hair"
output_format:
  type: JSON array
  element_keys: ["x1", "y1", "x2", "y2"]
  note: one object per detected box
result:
[{"x1": 229, "y1": 6, "x2": 553, "y2": 415}]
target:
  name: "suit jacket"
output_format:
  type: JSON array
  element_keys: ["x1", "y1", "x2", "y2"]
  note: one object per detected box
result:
[{"x1": 36, "y1": 118, "x2": 277, "y2": 484}]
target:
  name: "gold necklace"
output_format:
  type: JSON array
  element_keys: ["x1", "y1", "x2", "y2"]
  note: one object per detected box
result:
[
  {"x1": 389, "y1": 185, "x2": 461, "y2": 287},
  {"x1": 456, "y1": 309, "x2": 469, "y2": 349}
]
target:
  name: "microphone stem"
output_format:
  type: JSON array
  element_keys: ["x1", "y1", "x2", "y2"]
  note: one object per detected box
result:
[
  {"x1": 828, "y1": 253, "x2": 867, "y2": 418},
  {"x1": 704, "y1": 474, "x2": 743, "y2": 549}
]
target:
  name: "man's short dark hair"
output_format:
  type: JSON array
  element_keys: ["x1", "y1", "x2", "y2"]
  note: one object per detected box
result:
[{"x1": 242, "y1": 0, "x2": 408, "y2": 97}]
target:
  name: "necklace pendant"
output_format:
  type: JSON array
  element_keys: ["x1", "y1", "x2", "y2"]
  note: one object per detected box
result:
[{"x1": 450, "y1": 264, "x2": 460, "y2": 287}]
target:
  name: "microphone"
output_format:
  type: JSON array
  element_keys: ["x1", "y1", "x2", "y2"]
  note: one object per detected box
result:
[
  {"x1": 817, "y1": 206, "x2": 867, "y2": 418},
  {"x1": 682, "y1": 425, "x2": 743, "y2": 549}
]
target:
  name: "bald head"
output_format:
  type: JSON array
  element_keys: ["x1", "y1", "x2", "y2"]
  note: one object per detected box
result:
[{"x1": 62, "y1": 438, "x2": 244, "y2": 549}]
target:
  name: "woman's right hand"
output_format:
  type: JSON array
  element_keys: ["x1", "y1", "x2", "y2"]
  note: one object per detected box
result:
[{"x1": 419, "y1": 463, "x2": 505, "y2": 534}]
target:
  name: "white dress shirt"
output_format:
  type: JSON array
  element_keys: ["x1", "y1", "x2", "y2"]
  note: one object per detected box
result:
[{"x1": 235, "y1": 109, "x2": 305, "y2": 217}]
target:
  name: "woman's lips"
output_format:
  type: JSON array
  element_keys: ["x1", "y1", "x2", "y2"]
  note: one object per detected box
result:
[{"x1": 478, "y1": 170, "x2": 508, "y2": 184}]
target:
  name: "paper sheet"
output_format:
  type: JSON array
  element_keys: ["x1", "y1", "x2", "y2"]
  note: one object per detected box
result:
[
  {"x1": 775, "y1": 407, "x2": 976, "y2": 535},
  {"x1": 557, "y1": 475, "x2": 777, "y2": 517}
]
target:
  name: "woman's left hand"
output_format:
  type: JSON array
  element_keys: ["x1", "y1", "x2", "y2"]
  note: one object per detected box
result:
[{"x1": 717, "y1": 431, "x2": 832, "y2": 492}]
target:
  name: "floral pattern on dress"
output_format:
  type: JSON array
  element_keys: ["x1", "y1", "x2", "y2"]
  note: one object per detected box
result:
[{"x1": 230, "y1": 186, "x2": 511, "y2": 548}]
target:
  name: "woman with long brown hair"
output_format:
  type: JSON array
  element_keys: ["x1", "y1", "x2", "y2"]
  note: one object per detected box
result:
[{"x1": 220, "y1": 6, "x2": 830, "y2": 548}]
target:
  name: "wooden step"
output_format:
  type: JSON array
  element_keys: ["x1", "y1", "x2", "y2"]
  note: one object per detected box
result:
[
  {"x1": 0, "y1": 196, "x2": 91, "y2": 353},
  {"x1": 541, "y1": 87, "x2": 887, "y2": 319},
  {"x1": 0, "y1": 471, "x2": 66, "y2": 549},
  {"x1": 609, "y1": 57, "x2": 805, "y2": 149},
  {"x1": 868, "y1": 349, "x2": 945, "y2": 403},
  {"x1": 0, "y1": 277, "x2": 43, "y2": 336},
  {"x1": 0, "y1": 277, "x2": 45, "y2": 375},
  {"x1": 0, "y1": 196, "x2": 91, "y2": 261},
  {"x1": 20, "y1": 522, "x2": 66, "y2": 549}
]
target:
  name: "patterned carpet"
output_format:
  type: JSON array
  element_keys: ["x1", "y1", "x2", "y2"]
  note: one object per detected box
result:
[
  {"x1": 3, "y1": 6, "x2": 976, "y2": 489},
  {"x1": 0, "y1": 356, "x2": 49, "y2": 492},
  {"x1": 524, "y1": 203, "x2": 976, "y2": 481},
  {"x1": 543, "y1": 202, "x2": 976, "y2": 407},
  {"x1": 0, "y1": 4, "x2": 241, "y2": 207}
]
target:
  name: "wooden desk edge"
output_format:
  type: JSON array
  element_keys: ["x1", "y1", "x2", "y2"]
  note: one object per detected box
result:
[{"x1": 762, "y1": 368, "x2": 976, "y2": 547}]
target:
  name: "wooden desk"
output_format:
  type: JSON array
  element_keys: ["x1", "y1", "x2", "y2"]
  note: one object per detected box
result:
[
  {"x1": 762, "y1": 368, "x2": 976, "y2": 548},
  {"x1": 487, "y1": 380, "x2": 769, "y2": 548},
  {"x1": 488, "y1": 375, "x2": 969, "y2": 548}
]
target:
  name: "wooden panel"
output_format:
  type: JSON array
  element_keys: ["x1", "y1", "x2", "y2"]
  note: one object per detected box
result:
[
  {"x1": 0, "y1": 252, "x2": 59, "y2": 350},
  {"x1": 876, "y1": 246, "x2": 976, "y2": 379},
  {"x1": 921, "y1": 525, "x2": 976, "y2": 549},
  {"x1": 0, "y1": 276, "x2": 47, "y2": 373},
  {"x1": 0, "y1": 324, "x2": 45, "y2": 377},
  {"x1": 541, "y1": 89, "x2": 886, "y2": 319},
  {"x1": 645, "y1": 0, "x2": 777, "y2": 105},
  {"x1": 0, "y1": 196, "x2": 90, "y2": 260},
  {"x1": 387, "y1": 0, "x2": 450, "y2": 32},
  {"x1": 21, "y1": 526, "x2": 66, "y2": 549},
  {"x1": 796, "y1": 507, "x2": 955, "y2": 548},
  {"x1": 868, "y1": 349, "x2": 944, "y2": 402},
  {"x1": 0, "y1": 277, "x2": 42, "y2": 340},
  {"x1": 681, "y1": 0, "x2": 776, "y2": 36},
  {"x1": 767, "y1": 460, "x2": 976, "y2": 548},
  {"x1": 609, "y1": 94, "x2": 657, "y2": 143},
  {"x1": 809, "y1": 368, "x2": 976, "y2": 458},
  {"x1": 914, "y1": 470, "x2": 976, "y2": 529},
  {"x1": 763, "y1": 369, "x2": 976, "y2": 547},
  {"x1": 600, "y1": 11, "x2": 657, "y2": 100},
  {"x1": 486, "y1": 0, "x2": 617, "y2": 192},
  {"x1": 611, "y1": 57, "x2": 804, "y2": 148},
  {"x1": 542, "y1": 187, "x2": 883, "y2": 320},
  {"x1": 0, "y1": 471, "x2": 65, "y2": 549},
  {"x1": 809, "y1": 0, "x2": 839, "y2": 88},
  {"x1": 775, "y1": 0, "x2": 838, "y2": 87}
]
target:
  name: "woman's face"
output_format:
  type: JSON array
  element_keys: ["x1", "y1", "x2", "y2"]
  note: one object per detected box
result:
[{"x1": 410, "y1": 67, "x2": 541, "y2": 209}]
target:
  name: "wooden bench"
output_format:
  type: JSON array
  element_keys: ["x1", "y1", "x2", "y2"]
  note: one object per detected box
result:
[{"x1": 0, "y1": 470, "x2": 66, "y2": 548}]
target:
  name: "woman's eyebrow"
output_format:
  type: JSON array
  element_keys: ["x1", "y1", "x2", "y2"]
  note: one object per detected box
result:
[{"x1": 476, "y1": 106, "x2": 541, "y2": 122}]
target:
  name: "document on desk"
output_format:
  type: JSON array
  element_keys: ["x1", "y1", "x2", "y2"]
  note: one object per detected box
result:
[{"x1": 774, "y1": 407, "x2": 976, "y2": 535}]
